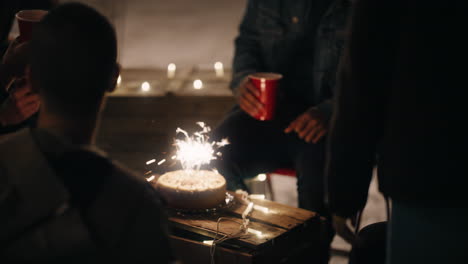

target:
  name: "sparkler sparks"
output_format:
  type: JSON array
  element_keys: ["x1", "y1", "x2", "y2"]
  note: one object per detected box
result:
[
  {"x1": 216, "y1": 138, "x2": 230, "y2": 147},
  {"x1": 173, "y1": 122, "x2": 229, "y2": 171}
]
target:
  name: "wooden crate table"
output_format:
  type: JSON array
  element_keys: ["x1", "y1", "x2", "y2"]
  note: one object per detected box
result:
[{"x1": 168, "y1": 192, "x2": 324, "y2": 264}]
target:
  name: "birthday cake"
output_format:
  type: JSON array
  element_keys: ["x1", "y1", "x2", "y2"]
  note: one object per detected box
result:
[{"x1": 155, "y1": 170, "x2": 227, "y2": 209}]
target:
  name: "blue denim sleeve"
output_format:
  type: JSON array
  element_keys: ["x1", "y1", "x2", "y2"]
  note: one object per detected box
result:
[
  {"x1": 230, "y1": 0, "x2": 263, "y2": 92},
  {"x1": 315, "y1": 99, "x2": 334, "y2": 121}
]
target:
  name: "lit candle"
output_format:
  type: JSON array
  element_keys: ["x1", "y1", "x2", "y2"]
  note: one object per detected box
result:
[
  {"x1": 214, "y1": 61, "x2": 224, "y2": 77},
  {"x1": 193, "y1": 79, "x2": 203, "y2": 90},
  {"x1": 117, "y1": 75, "x2": 122, "y2": 86},
  {"x1": 141, "y1": 81, "x2": 151, "y2": 92},
  {"x1": 167, "y1": 63, "x2": 176, "y2": 79}
]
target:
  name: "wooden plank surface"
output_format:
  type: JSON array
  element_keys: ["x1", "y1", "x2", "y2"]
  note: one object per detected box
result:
[
  {"x1": 170, "y1": 235, "x2": 253, "y2": 264},
  {"x1": 230, "y1": 194, "x2": 316, "y2": 229},
  {"x1": 167, "y1": 192, "x2": 319, "y2": 251}
]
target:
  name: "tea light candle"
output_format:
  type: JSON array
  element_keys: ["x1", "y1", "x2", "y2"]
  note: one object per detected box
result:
[
  {"x1": 167, "y1": 63, "x2": 176, "y2": 79},
  {"x1": 214, "y1": 61, "x2": 224, "y2": 77}
]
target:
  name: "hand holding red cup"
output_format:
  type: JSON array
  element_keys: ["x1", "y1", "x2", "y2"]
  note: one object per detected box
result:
[
  {"x1": 247, "y1": 73, "x2": 282, "y2": 121},
  {"x1": 15, "y1": 10, "x2": 48, "y2": 42}
]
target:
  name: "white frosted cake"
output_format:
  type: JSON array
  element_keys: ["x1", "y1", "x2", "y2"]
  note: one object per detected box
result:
[{"x1": 155, "y1": 170, "x2": 227, "y2": 209}]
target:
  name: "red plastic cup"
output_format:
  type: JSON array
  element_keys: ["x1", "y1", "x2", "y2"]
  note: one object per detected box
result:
[
  {"x1": 15, "y1": 10, "x2": 48, "y2": 42},
  {"x1": 248, "y1": 72, "x2": 283, "y2": 121}
]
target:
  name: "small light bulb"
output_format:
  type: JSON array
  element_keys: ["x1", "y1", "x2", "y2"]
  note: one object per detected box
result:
[
  {"x1": 146, "y1": 159, "x2": 156, "y2": 165},
  {"x1": 257, "y1": 173, "x2": 267, "y2": 181},
  {"x1": 146, "y1": 175, "x2": 155, "y2": 182},
  {"x1": 254, "y1": 204, "x2": 270, "y2": 214},
  {"x1": 203, "y1": 240, "x2": 214, "y2": 245},
  {"x1": 193, "y1": 79, "x2": 203, "y2": 89},
  {"x1": 247, "y1": 228, "x2": 263, "y2": 237},
  {"x1": 141, "y1": 81, "x2": 150, "y2": 92},
  {"x1": 249, "y1": 194, "x2": 265, "y2": 200}
]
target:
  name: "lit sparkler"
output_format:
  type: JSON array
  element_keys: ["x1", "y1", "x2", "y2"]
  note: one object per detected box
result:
[{"x1": 173, "y1": 122, "x2": 229, "y2": 171}]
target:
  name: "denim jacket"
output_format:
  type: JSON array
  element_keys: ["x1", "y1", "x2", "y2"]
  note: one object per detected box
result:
[{"x1": 231, "y1": 0, "x2": 350, "y2": 119}]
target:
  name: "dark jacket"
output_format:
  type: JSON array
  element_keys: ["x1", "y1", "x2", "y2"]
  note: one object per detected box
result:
[
  {"x1": 0, "y1": 129, "x2": 175, "y2": 263},
  {"x1": 232, "y1": 0, "x2": 350, "y2": 118},
  {"x1": 326, "y1": 0, "x2": 467, "y2": 217}
]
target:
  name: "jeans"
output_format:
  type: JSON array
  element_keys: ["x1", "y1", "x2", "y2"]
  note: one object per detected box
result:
[
  {"x1": 212, "y1": 107, "x2": 327, "y2": 215},
  {"x1": 387, "y1": 201, "x2": 468, "y2": 264},
  {"x1": 349, "y1": 222, "x2": 387, "y2": 264}
]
